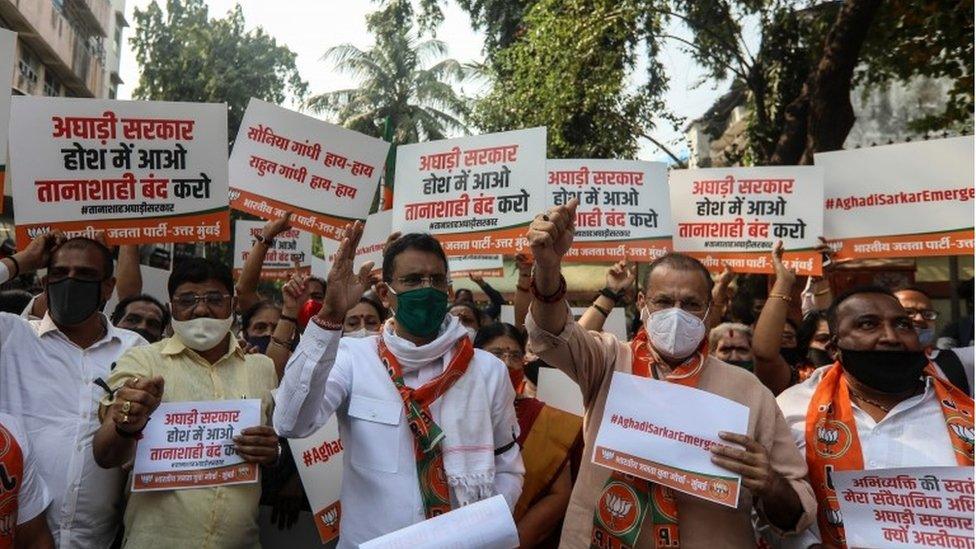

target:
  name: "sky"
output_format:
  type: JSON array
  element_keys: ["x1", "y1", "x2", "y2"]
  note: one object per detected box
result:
[{"x1": 117, "y1": 0, "x2": 733, "y2": 163}]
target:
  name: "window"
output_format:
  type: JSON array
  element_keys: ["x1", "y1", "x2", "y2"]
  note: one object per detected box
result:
[
  {"x1": 43, "y1": 70, "x2": 61, "y2": 97},
  {"x1": 113, "y1": 25, "x2": 122, "y2": 53},
  {"x1": 109, "y1": 82, "x2": 117, "y2": 99},
  {"x1": 17, "y1": 49, "x2": 39, "y2": 93}
]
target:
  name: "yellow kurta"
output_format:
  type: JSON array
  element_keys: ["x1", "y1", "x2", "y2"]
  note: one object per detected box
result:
[{"x1": 100, "y1": 334, "x2": 277, "y2": 549}]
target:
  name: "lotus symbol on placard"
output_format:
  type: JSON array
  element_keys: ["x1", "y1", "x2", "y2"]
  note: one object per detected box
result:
[
  {"x1": 601, "y1": 449, "x2": 616, "y2": 461},
  {"x1": 140, "y1": 474, "x2": 154, "y2": 485},
  {"x1": 27, "y1": 227, "x2": 52, "y2": 239},
  {"x1": 228, "y1": 189, "x2": 240, "y2": 202},
  {"x1": 817, "y1": 426, "x2": 839, "y2": 447},
  {"x1": 605, "y1": 493, "x2": 633, "y2": 522},
  {"x1": 321, "y1": 508, "x2": 339, "y2": 527},
  {"x1": 950, "y1": 424, "x2": 975, "y2": 445},
  {"x1": 238, "y1": 465, "x2": 250, "y2": 477},
  {"x1": 825, "y1": 508, "x2": 844, "y2": 526}
]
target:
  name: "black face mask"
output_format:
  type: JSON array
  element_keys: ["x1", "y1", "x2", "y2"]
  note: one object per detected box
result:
[
  {"x1": 839, "y1": 347, "x2": 928, "y2": 394},
  {"x1": 807, "y1": 348, "x2": 834, "y2": 367},
  {"x1": 47, "y1": 278, "x2": 103, "y2": 326},
  {"x1": 246, "y1": 335, "x2": 272, "y2": 354},
  {"x1": 780, "y1": 347, "x2": 803, "y2": 366},
  {"x1": 523, "y1": 359, "x2": 545, "y2": 386},
  {"x1": 726, "y1": 359, "x2": 754, "y2": 371}
]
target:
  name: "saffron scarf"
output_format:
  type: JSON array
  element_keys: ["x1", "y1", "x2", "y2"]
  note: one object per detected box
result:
[
  {"x1": 379, "y1": 336, "x2": 474, "y2": 518},
  {"x1": 591, "y1": 329, "x2": 707, "y2": 549},
  {"x1": 804, "y1": 361, "x2": 975, "y2": 547}
]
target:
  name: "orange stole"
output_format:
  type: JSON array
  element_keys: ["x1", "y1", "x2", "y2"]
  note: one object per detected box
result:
[{"x1": 514, "y1": 404, "x2": 583, "y2": 521}]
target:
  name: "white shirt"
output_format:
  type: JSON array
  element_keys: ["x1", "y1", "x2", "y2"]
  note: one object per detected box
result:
[
  {"x1": 0, "y1": 262, "x2": 147, "y2": 548},
  {"x1": 275, "y1": 322, "x2": 524, "y2": 549},
  {"x1": 0, "y1": 412, "x2": 51, "y2": 525},
  {"x1": 776, "y1": 366, "x2": 959, "y2": 547}
]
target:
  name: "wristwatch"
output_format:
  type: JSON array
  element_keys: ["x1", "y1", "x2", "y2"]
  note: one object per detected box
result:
[{"x1": 599, "y1": 287, "x2": 625, "y2": 304}]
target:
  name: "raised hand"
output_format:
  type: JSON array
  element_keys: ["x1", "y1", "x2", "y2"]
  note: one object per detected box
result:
[
  {"x1": 468, "y1": 273, "x2": 486, "y2": 287},
  {"x1": 527, "y1": 199, "x2": 578, "y2": 271},
  {"x1": 281, "y1": 272, "x2": 309, "y2": 316},
  {"x1": 319, "y1": 222, "x2": 369, "y2": 324},
  {"x1": 262, "y1": 212, "x2": 293, "y2": 242},
  {"x1": 15, "y1": 230, "x2": 66, "y2": 274},
  {"x1": 771, "y1": 240, "x2": 796, "y2": 287},
  {"x1": 514, "y1": 252, "x2": 533, "y2": 277},
  {"x1": 112, "y1": 375, "x2": 165, "y2": 434},
  {"x1": 605, "y1": 260, "x2": 636, "y2": 294},
  {"x1": 712, "y1": 263, "x2": 735, "y2": 305}
]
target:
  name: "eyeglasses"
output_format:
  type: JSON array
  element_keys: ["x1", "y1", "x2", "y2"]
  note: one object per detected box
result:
[
  {"x1": 393, "y1": 274, "x2": 451, "y2": 290},
  {"x1": 487, "y1": 349, "x2": 524, "y2": 362},
  {"x1": 172, "y1": 292, "x2": 231, "y2": 309},
  {"x1": 904, "y1": 308, "x2": 939, "y2": 321}
]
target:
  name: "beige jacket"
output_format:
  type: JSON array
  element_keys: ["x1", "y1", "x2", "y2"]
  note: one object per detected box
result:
[{"x1": 526, "y1": 308, "x2": 816, "y2": 549}]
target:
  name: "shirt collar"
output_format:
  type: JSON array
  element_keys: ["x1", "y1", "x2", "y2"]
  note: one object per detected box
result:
[
  {"x1": 38, "y1": 312, "x2": 120, "y2": 343},
  {"x1": 160, "y1": 332, "x2": 245, "y2": 362}
]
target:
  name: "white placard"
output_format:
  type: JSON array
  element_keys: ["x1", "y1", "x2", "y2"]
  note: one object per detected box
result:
[
  {"x1": 536, "y1": 368, "x2": 583, "y2": 416},
  {"x1": 233, "y1": 220, "x2": 311, "y2": 279},
  {"x1": 815, "y1": 137, "x2": 975, "y2": 259},
  {"x1": 592, "y1": 372, "x2": 748, "y2": 507},
  {"x1": 499, "y1": 305, "x2": 628, "y2": 341},
  {"x1": 393, "y1": 127, "x2": 546, "y2": 255},
  {"x1": 9, "y1": 97, "x2": 229, "y2": 245},
  {"x1": 832, "y1": 466, "x2": 974, "y2": 548},
  {"x1": 320, "y1": 208, "x2": 391, "y2": 272},
  {"x1": 229, "y1": 98, "x2": 390, "y2": 241},
  {"x1": 449, "y1": 255, "x2": 504, "y2": 277},
  {"x1": 0, "y1": 28, "x2": 16, "y2": 202},
  {"x1": 359, "y1": 494, "x2": 519, "y2": 549},
  {"x1": 668, "y1": 166, "x2": 824, "y2": 275},
  {"x1": 288, "y1": 416, "x2": 344, "y2": 544},
  {"x1": 132, "y1": 399, "x2": 261, "y2": 491},
  {"x1": 548, "y1": 159, "x2": 671, "y2": 262}
]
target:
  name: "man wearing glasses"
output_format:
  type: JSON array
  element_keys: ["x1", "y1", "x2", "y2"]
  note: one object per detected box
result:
[
  {"x1": 524, "y1": 200, "x2": 815, "y2": 549},
  {"x1": 0, "y1": 233, "x2": 147, "y2": 548},
  {"x1": 92, "y1": 257, "x2": 279, "y2": 548},
  {"x1": 274, "y1": 226, "x2": 524, "y2": 548},
  {"x1": 895, "y1": 286, "x2": 974, "y2": 395}
]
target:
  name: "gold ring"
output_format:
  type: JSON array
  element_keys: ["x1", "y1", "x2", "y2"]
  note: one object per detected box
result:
[
  {"x1": 122, "y1": 400, "x2": 132, "y2": 413},
  {"x1": 121, "y1": 413, "x2": 129, "y2": 424}
]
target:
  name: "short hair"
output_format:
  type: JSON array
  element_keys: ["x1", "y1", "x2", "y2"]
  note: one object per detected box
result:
[
  {"x1": 111, "y1": 294, "x2": 170, "y2": 328},
  {"x1": 241, "y1": 300, "x2": 280, "y2": 332},
  {"x1": 643, "y1": 253, "x2": 714, "y2": 297},
  {"x1": 48, "y1": 237, "x2": 114, "y2": 279},
  {"x1": 473, "y1": 322, "x2": 527, "y2": 352},
  {"x1": 0, "y1": 290, "x2": 33, "y2": 315},
  {"x1": 454, "y1": 288, "x2": 474, "y2": 302},
  {"x1": 826, "y1": 285, "x2": 898, "y2": 333},
  {"x1": 382, "y1": 233, "x2": 449, "y2": 283},
  {"x1": 168, "y1": 257, "x2": 234, "y2": 298},
  {"x1": 708, "y1": 322, "x2": 752, "y2": 351},
  {"x1": 450, "y1": 300, "x2": 483, "y2": 328},
  {"x1": 893, "y1": 285, "x2": 932, "y2": 300},
  {"x1": 306, "y1": 276, "x2": 327, "y2": 293}
]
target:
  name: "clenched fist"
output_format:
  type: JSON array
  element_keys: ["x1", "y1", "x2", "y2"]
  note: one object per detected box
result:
[{"x1": 112, "y1": 375, "x2": 165, "y2": 434}]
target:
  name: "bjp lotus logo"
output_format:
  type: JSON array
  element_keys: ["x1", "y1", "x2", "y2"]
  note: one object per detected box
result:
[
  {"x1": 228, "y1": 189, "x2": 241, "y2": 202},
  {"x1": 321, "y1": 507, "x2": 339, "y2": 528},
  {"x1": 825, "y1": 507, "x2": 844, "y2": 526},
  {"x1": 601, "y1": 449, "x2": 616, "y2": 461},
  {"x1": 949, "y1": 422, "x2": 975, "y2": 446},
  {"x1": 814, "y1": 420, "x2": 852, "y2": 459},
  {"x1": 711, "y1": 480, "x2": 731, "y2": 498},
  {"x1": 597, "y1": 482, "x2": 640, "y2": 536},
  {"x1": 26, "y1": 227, "x2": 52, "y2": 239},
  {"x1": 140, "y1": 474, "x2": 154, "y2": 485}
]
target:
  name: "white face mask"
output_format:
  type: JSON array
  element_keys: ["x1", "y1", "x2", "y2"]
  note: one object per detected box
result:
[
  {"x1": 465, "y1": 327, "x2": 478, "y2": 341},
  {"x1": 343, "y1": 328, "x2": 379, "y2": 339},
  {"x1": 643, "y1": 306, "x2": 707, "y2": 360},
  {"x1": 171, "y1": 316, "x2": 233, "y2": 351}
]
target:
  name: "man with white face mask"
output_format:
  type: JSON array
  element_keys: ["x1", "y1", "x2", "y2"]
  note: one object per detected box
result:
[
  {"x1": 525, "y1": 199, "x2": 815, "y2": 548},
  {"x1": 274, "y1": 226, "x2": 523, "y2": 548},
  {"x1": 894, "y1": 286, "x2": 973, "y2": 395},
  {"x1": 92, "y1": 258, "x2": 279, "y2": 548}
]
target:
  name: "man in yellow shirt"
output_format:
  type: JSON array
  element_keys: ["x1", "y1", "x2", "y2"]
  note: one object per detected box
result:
[{"x1": 93, "y1": 258, "x2": 279, "y2": 549}]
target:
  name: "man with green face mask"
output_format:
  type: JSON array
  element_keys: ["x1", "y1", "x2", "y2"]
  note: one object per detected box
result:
[{"x1": 274, "y1": 225, "x2": 524, "y2": 548}]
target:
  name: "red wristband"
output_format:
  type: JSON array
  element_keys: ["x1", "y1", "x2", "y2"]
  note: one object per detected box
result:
[{"x1": 530, "y1": 275, "x2": 567, "y2": 304}]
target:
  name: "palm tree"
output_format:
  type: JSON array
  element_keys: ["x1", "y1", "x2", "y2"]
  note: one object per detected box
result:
[{"x1": 304, "y1": 3, "x2": 469, "y2": 144}]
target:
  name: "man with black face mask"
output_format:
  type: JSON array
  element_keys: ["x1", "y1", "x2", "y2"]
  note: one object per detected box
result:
[
  {"x1": 0, "y1": 233, "x2": 147, "y2": 548},
  {"x1": 777, "y1": 286, "x2": 975, "y2": 548}
]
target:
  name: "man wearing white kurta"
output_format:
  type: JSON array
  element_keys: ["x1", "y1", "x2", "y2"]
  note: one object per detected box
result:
[{"x1": 274, "y1": 227, "x2": 524, "y2": 548}]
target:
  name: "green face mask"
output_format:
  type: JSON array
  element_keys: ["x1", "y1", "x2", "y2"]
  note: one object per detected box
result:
[
  {"x1": 391, "y1": 286, "x2": 449, "y2": 338},
  {"x1": 727, "y1": 359, "x2": 754, "y2": 371}
]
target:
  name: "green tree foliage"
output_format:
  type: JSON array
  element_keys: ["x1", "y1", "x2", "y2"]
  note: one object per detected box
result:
[
  {"x1": 304, "y1": 0, "x2": 469, "y2": 145},
  {"x1": 471, "y1": 0, "x2": 673, "y2": 159},
  {"x1": 131, "y1": 0, "x2": 307, "y2": 144}
]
